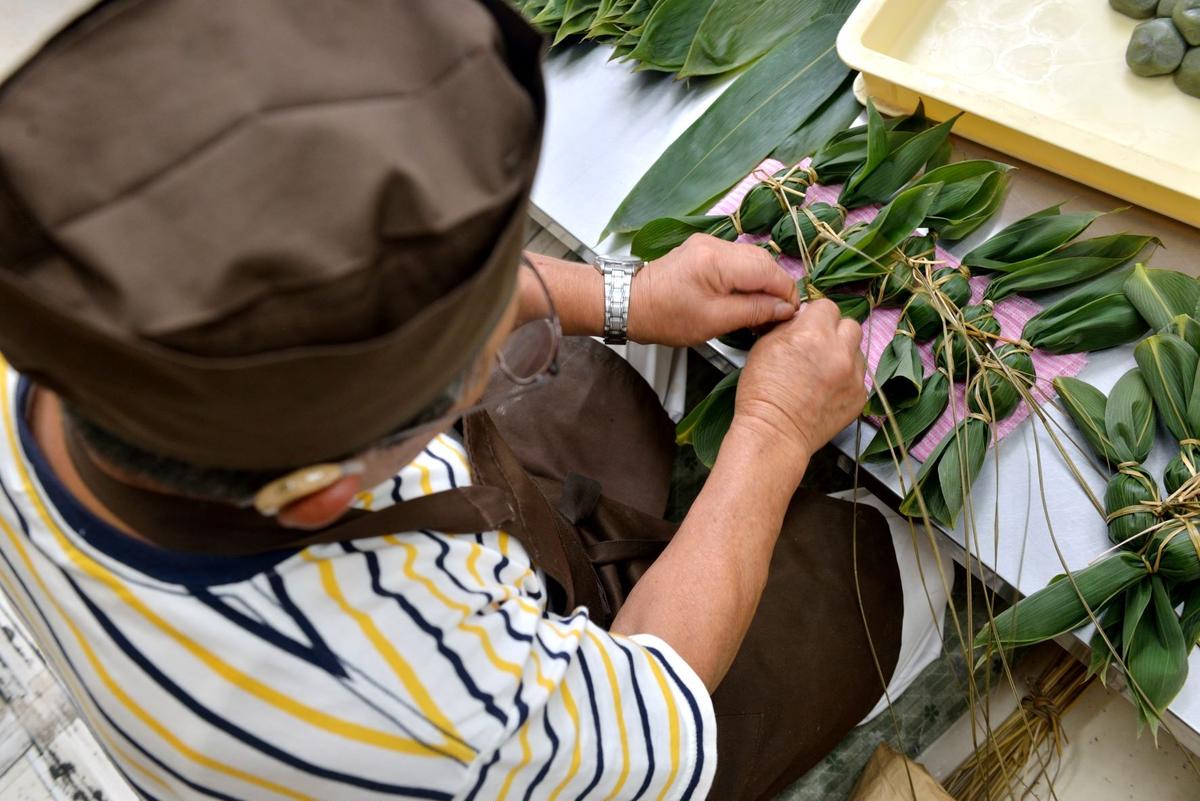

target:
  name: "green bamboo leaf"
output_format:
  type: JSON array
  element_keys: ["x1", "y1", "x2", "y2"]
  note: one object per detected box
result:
[
  {"x1": 1125, "y1": 576, "x2": 1189, "y2": 736},
  {"x1": 679, "y1": 0, "x2": 857, "y2": 78},
  {"x1": 1167, "y1": 314, "x2": 1200, "y2": 353},
  {"x1": 983, "y1": 235, "x2": 1159, "y2": 301},
  {"x1": 676, "y1": 368, "x2": 739, "y2": 447},
  {"x1": 809, "y1": 102, "x2": 928, "y2": 184},
  {"x1": 862, "y1": 371, "x2": 951, "y2": 463},
  {"x1": 630, "y1": 215, "x2": 731, "y2": 260},
  {"x1": 1089, "y1": 601, "x2": 1124, "y2": 684},
  {"x1": 1177, "y1": 582, "x2": 1200, "y2": 647},
  {"x1": 829, "y1": 293, "x2": 870, "y2": 323},
  {"x1": 627, "y1": 0, "x2": 714, "y2": 71},
  {"x1": 976, "y1": 552, "x2": 1148, "y2": 648},
  {"x1": 770, "y1": 75, "x2": 861, "y2": 165},
  {"x1": 961, "y1": 205, "x2": 1105, "y2": 272},
  {"x1": 554, "y1": 0, "x2": 604, "y2": 44},
  {"x1": 1105, "y1": 369, "x2": 1157, "y2": 464},
  {"x1": 810, "y1": 182, "x2": 942, "y2": 289},
  {"x1": 1054, "y1": 376, "x2": 1121, "y2": 465},
  {"x1": 1023, "y1": 268, "x2": 1146, "y2": 354},
  {"x1": 903, "y1": 160, "x2": 1015, "y2": 241},
  {"x1": 899, "y1": 418, "x2": 990, "y2": 527},
  {"x1": 1123, "y1": 577, "x2": 1154, "y2": 657},
  {"x1": 1124, "y1": 263, "x2": 1200, "y2": 330},
  {"x1": 865, "y1": 334, "x2": 924, "y2": 416},
  {"x1": 604, "y1": 15, "x2": 850, "y2": 234},
  {"x1": 839, "y1": 109, "x2": 962, "y2": 209},
  {"x1": 1135, "y1": 333, "x2": 1199, "y2": 442}
]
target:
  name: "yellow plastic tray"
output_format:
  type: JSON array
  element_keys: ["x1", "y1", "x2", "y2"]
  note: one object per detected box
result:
[{"x1": 838, "y1": 0, "x2": 1200, "y2": 230}]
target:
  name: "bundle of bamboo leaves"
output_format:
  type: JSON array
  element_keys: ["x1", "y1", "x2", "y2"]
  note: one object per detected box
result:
[{"x1": 980, "y1": 266, "x2": 1200, "y2": 733}]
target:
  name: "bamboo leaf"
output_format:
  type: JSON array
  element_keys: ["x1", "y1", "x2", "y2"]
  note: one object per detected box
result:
[
  {"x1": 770, "y1": 74, "x2": 861, "y2": 164},
  {"x1": 810, "y1": 103, "x2": 927, "y2": 184},
  {"x1": 1178, "y1": 582, "x2": 1200, "y2": 647},
  {"x1": 679, "y1": 0, "x2": 857, "y2": 78},
  {"x1": 1123, "y1": 577, "x2": 1154, "y2": 657},
  {"x1": 983, "y1": 234, "x2": 1159, "y2": 301},
  {"x1": 1105, "y1": 368, "x2": 1157, "y2": 464},
  {"x1": 627, "y1": 0, "x2": 714, "y2": 71},
  {"x1": 630, "y1": 215, "x2": 731, "y2": 260},
  {"x1": 1135, "y1": 333, "x2": 1199, "y2": 442},
  {"x1": 840, "y1": 108, "x2": 962, "y2": 208},
  {"x1": 961, "y1": 204, "x2": 1105, "y2": 272},
  {"x1": 903, "y1": 160, "x2": 1015, "y2": 241},
  {"x1": 1125, "y1": 576, "x2": 1189, "y2": 736},
  {"x1": 899, "y1": 418, "x2": 990, "y2": 527},
  {"x1": 604, "y1": 14, "x2": 851, "y2": 234},
  {"x1": 1167, "y1": 313, "x2": 1200, "y2": 354},
  {"x1": 976, "y1": 552, "x2": 1148, "y2": 648},
  {"x1": 1023, "y1": 268, "x2": 1147, "y2": 354},
  {"x1": 862, "y1": 371, "x2": 951, "y2": 462},
  {"x1": 810, "y1": 182, "x2": 942, "y2": 289},
  {"x1": 1054, "y1": 376, "x2": 1121, "y2": 465},
  {"x1": 864, "y1": 334, "x2": 925, "y2": 416},
  {"x1": 1089, "y1": 601, "x2": 1124, "y2": 684},
  {"x1": 1124, "y1": 263, "x2": 1200, "y2": 331},
  {"x1": 676, "y1": 368, "x2": 739, "y2": 448}
]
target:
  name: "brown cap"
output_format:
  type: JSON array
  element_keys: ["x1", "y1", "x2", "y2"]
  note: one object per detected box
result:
[{"x1": 0, "y1": 0, "x2": 544, "y2": 470}]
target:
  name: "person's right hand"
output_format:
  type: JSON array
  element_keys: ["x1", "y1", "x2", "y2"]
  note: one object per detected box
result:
[{"x1": 733, "y1": 298, "x2": 866, "y2": 473}]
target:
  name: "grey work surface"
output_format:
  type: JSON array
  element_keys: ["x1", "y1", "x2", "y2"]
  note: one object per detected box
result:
[{"x1": 533, "y1": 43, "x2": 1200, "y2": 749}]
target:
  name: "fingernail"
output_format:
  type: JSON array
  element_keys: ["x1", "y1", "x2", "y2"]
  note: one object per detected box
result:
[{"x1": 774, "y1": 301, "x2": 795, "y2": 318}]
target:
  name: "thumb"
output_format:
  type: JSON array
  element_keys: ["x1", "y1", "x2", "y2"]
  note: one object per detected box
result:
[{"x1": 721, "y1": 293, "x2": 798, "y2": 331}]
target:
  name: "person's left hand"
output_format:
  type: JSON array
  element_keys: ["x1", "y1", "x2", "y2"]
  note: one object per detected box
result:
[{"x1": 626, "y1": 234, "x2": 800, "y2": 347}]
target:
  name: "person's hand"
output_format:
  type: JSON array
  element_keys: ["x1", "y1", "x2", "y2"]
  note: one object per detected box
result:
[
  {"x1": 733, "y1": 299, "x2": 866, "y2": 471},
  {"x1": 627, "y1": 234, "x2": 800, "y2": 347}
]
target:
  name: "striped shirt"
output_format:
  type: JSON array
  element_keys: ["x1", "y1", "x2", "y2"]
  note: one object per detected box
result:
[{"x1": 0, "y1": 366, "x2": 716, "y2": 801}]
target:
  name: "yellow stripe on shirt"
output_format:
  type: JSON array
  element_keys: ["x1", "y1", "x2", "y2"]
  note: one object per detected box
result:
[
  {"x1": 301, "y1": 551, "x2": 473, "y2": 761},
  {"x1": 496, "y1": 716, "x2": 535, "y2": 801},
  {"x1": 547, "y1": 680, "x2": 583, "y2": 801},
  {"x1": 587, "y1": 632, "x2": 631, "y2": 801},
  {"x1": 644, "y1": 653, "x2": 682, "y2": 801}
]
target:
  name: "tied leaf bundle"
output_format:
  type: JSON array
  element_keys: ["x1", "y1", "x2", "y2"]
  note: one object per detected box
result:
[
  {"x1": 809, "y1": 182, "x2": 942, "y2": 290},
  {"x1": 902, "y1": 159, "x2": 1015, "y2": 241},
  {"x1": 864, "y1": 332, "x2": 924, "y2": 416},
  {"x1": 934, "y1": 303, "x2": 1002, "y2": 381},
  {"x1": 861, "y1": 370, "x2": 951, "y2": 463},
  {"x1": 961, "y1": 204, "x2": 1104, "y2": 272},
  {"x1": 1055, "y1": 371, "x2": 1160, "y2": 549},
  {"x1": 898, "y1": 418, "x2": 991, "y2": 527},
  {"x1": 899, "y1": 268, "x2": 973, "y2": 342},
  {"x1": 982, "y1": 234, "x2": 1159, "y2": 301},
  {"x1": 736, "y1": 167, "x2": 812, "y2": 233},
  {"x1": 771, "y1": 202, "x2": 844, "y2": 258},
  {"x1": 869, "y1": 235, "x2": 937, "y2": 308},
  {"x1": 966, "y1": 344, "x2": 1035, "y2": 424},
  {"x1": 1023, "y1": 268, "x2": 1148, "y2": 354},
  {"x1": 1123, "y1": 263, "x2": 1200, "y2": 330},
  {"x1": 837, "y1": 100, "x2": 960, "y2": 209},
  {"x1": 809, "y1": 101, "x2": 933, "y2": 183}
]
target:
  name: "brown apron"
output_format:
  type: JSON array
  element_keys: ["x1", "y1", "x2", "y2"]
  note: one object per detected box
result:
[{"x1": 67, "y1": 338, "x2": 903, "y2": 801}]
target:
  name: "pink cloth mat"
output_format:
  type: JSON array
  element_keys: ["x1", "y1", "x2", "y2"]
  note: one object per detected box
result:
[{"x1": 709, "y1": 159, "x2": 1088, "y2": 462}]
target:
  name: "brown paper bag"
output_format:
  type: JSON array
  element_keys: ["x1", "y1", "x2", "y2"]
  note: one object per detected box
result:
[{"x1": 849, "y1": 742, "x2": 957, "y2": 801}]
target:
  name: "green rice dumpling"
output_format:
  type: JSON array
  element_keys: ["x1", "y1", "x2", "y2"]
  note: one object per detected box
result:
[
  {"x1": 1113, "y1": 0, "x2": 1163, "y2": 18},
  {"x1": 1176, "y1": 47, "x2": 1200, "y2": 96},
  {"x1": 1174, "y1": 0, "x2": 1200, "y2": 45},
  {"x1": 1160, "y1": 0, "x2": 1181, "y2": 15},
  {"x1": 1127, "y1": 18, "x2": 1187, "y2": 75},
  {"x1": 934, "y1": 303, "x2": 1002, "y2": 381},
  {"x1": 899, "y1": 268, "x2": 973, "y2": 341}
]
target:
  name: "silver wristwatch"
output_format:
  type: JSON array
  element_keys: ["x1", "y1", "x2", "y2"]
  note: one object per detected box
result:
[{"x1": 594, "y1": 255, "x2": 644, "y2": 345}]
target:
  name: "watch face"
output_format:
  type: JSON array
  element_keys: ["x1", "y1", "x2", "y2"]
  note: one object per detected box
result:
[{"x1": 599, "y1": 257, "x2": 645, "y2": 271}]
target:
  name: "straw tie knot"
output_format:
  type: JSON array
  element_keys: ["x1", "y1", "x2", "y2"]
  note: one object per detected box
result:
[{"x1": 1020, "y1": 694, "x2": 1063, "y2": 727}]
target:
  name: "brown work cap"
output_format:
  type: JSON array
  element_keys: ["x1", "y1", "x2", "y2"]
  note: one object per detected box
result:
[{"x1": 0, "y1": 0, "x2": 544, "y2": 471}]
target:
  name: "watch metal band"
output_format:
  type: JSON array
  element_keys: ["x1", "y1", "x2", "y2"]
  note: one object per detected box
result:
[{"x1": 598, "y1": 258, "x2": 641, "y2": 345}]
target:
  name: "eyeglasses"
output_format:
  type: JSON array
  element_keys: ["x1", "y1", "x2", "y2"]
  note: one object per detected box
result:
[{"x1": 251, "y1": 257, "x2": 561, "y2": 515}]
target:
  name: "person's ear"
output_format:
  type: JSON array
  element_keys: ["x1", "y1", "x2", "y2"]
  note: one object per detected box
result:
[{"x1": 275, "y1": 473, "x2": 363, "y2": 530}]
